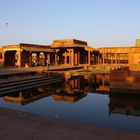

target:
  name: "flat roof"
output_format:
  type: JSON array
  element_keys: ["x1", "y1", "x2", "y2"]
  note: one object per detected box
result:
[{"x1": 1, "y1": 43, "x2": 54, "y2": 52}]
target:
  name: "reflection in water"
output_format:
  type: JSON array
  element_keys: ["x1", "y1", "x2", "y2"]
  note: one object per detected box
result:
[
  {"x1": 3, "y1": 87, "x2": 52, "y2": 105},
  {"x1": 52, "y1": 75, "x2": 109, "y2": 102},
  {"x1": 2, "y1": 75, "x2": 110, "y2": 105},
  {"x1": 52, "y1": 93, "x2": 87, "y2": 103},
  {"x1": 2, "y1": 74, "x2": 110, "y2": 105},
  {"x1": 52, "y1": 76, "x2": 88, "y2": 103},
  {"x1": 109, "y1": 95, "x2": 140, "y2": 116},
  {"x1": 4, "y1": 75, "x2": 140, "y2": 117},
  {"x1": 94, "y1": 74, "x2": 110, "y2": 92},
  {"x1": 1, "y1": 74, "x2": 140, "y2": 132}
]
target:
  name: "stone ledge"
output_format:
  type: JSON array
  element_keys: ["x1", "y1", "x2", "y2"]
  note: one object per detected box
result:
[{"x1": 0, "y1": 107, "x2": 140, "y2": 140}]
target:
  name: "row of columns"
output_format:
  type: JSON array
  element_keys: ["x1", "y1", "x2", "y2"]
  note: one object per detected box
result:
[
  {"x1": 56, "y1": 49, "x2": 92, "y2": 66},
  {"x1": 1, "y1": 49, "x2": 50, "y2": 67},
  {"x1": 1, "y1": 49, "x2": 101, "y2": 67},
  {"x1": 68, "y1": 77, "x2": 88, "y2": 89},
  {"x1": 101, "y1": 53, "x2": 128, "y2": 64}
]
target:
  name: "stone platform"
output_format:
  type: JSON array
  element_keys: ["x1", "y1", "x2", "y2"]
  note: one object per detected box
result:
[{"x1": 0, "y1": 107, "x2": 139, "y2": 140}]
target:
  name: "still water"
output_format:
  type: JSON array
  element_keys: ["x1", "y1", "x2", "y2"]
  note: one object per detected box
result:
[{"x1": 0, "y1": 74, "x2": 140, "y2": 133}]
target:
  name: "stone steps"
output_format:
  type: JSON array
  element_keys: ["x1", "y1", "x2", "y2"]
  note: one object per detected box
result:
[{"x1": 0, "y1": 75, "x2": 65, "y2": 95}]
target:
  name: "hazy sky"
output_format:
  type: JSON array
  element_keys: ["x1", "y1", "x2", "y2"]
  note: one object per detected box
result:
[{"x1": 1, "y1": 0, "x2": 140, "y2": 47}]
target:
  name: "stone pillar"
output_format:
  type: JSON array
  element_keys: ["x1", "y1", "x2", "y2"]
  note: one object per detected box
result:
[
  {"x1": 44, "y1": 53, "x2": 47, "y2": 65},
  {"x1": 67, "y1": 49, "x2": 70, "y2": 65},
  {"x1": 55, "y1": 50, "x2": 59, "y2": 65},
  {"x1": 105, "y1": 54, "x2": 107, "y2": 64},
  {"x1": 48, "y1": 54, "x2": 50, "y2": 65},
  {"x1": 94, "y1": 54, "x2": 97, "y2": 64},
  {"x1": 88, "y1": 51, "x2": 90, "y2": 65},
  {"x1": 67, "y1": 49, "x2": 74, "y2": 66},
  {"x1": 70, "y1": 49, "x2": 74, "y2": 66},
  {"x1": 17, "y1": 50, "x2": 22, "y2": 68},
  {"x1": 64, "y1": 52, "x2": 67, "y2": 65},
  {"x1": 96, "y1": 54, "x2": 99, "y2": 64},
  {"x1": 98, "y1": 55, "x2": 100, "y2": 64},
  {"x1": 74, "y1": 51, "x2": 78, "y2": 65},
  {"x1": 37, "y1": 52, "x2": 40, "y2": 62},
  {"x1": 115, "y1": 53, "x2": 117, "y2": 64},
  {"x1": 78, "y1": 51, "x2": 80, "y2": 65},
  {"x1": 103, "y1": 48, "x2": 105, "y2": 64},
  {"x1": 54, "y1": 54, "x2": 56, "y2": 65},
  {"x1": 45, "y1": 52, "x2": 50, "y2": 66},
  {"x1": 55, "y1": 53, "x2": 58, "y2": 65},
  {"x1": 29, "y1": 51, "x2": 32, "y2": 67},
  {"x1": 111, "y1": 54, "x2": 113, "y2": 64},
  {"x1": 2, "y1": 51, "x2": 5, "y2": 62},
  {"x1": 118, "y1": 54, "x2": 120, "y2": 64},
  {"x1": 1, "y1": 51, "x2": 5, "y2": 67},
  {"x1": 102, "y1": 53, "x2": 105, "y2": 64}
]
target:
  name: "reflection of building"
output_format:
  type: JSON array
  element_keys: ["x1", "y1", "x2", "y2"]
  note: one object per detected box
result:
[
  {"x1": 3, "y1": 87, "x2": 51, "y2": 105},
  {"x1": 52, "y1": 92, "x2": 87, "y2": 103},
  {"x1": 68, "y1": 76, "x2": 100, "y2": 93},
  {"x1": 52, "y1": 74, "x2": 110, "y2": 103},
  {"x1": 52, "y1": 77, "x2": 89, "y2": 103},
  {"x1": 110, "y1": 70, "x2": 140, "y2": 94},
  {"x1": 67, "y1": 74, "x2": 110, "y2": 93},
  {"x1": 98, "y1": 85, "x2": 110, "y2": 92},
  {"x1": 95, "y1": 74, "x2": 110, "y2": 92},
  {"x1": 68, "y1": 76, "x2": 88, "y2": 90},
  {"x1": 109, "y1": 95, "x2": 140, "y2": 116}
]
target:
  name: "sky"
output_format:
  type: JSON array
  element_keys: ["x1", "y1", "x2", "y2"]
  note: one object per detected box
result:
[{"x1": 1, "y1": 0, "x2": 140, "y2": 47}]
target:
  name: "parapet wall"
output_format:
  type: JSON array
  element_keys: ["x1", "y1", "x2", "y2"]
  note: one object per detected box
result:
[{"x1": 52, "y1": 39, "x2": 87, "y2": 46}]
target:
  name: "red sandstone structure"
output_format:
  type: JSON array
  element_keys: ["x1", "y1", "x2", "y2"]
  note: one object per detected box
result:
[
  {"x1": 0, "y1": 43, "x2": 53, "y2": 67},
  {"x1": 51, "y1": 39, "x2": 98, "y2": 67},
  {"x1": 0, "y1": 39, "x2": 140, "y2": 68}
]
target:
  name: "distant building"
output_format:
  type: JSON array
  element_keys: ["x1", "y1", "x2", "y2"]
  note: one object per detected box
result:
[{"x1": 99, "y1": 39, "x2": 140, "y2": 65}]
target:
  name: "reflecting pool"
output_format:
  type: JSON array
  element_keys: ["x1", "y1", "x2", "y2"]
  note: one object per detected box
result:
[{"x1": 0, "y1": 74, "x2": 140, "y2": 133}]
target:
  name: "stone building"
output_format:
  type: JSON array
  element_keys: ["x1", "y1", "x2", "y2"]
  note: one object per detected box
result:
[
  {"x1": 51, "y1": 39, "x2": 99, "y2": 67},
  {"x1": 0, "y1": 43, "x2": 53, "y2": 67},
  {"x1": 99, "y1": 39, "x2": 140, "y2": 65},
  {"x1": 1, "y1": 39, "x2": 140, "y2": 68}
]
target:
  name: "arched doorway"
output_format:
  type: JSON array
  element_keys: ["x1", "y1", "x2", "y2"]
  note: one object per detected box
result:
[{"x1": 4, "y1": 51, "x2": 16, "y2": 67}]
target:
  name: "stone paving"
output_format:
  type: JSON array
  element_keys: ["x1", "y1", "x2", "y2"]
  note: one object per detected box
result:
[{"x1": 0, "y1": 107, "x2": 140, "y2": 140}]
